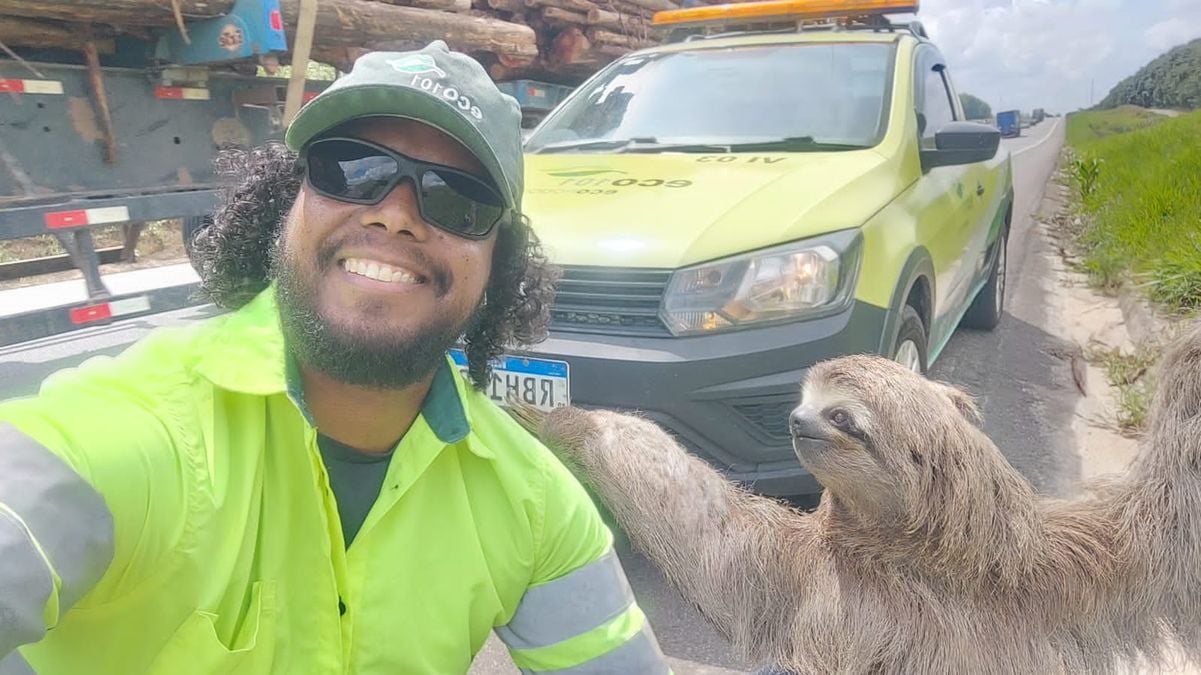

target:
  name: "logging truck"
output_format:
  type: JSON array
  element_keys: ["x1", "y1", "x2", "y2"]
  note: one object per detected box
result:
[{"x1": 0, "y1": 0, "x2": 625, "y2": 345}]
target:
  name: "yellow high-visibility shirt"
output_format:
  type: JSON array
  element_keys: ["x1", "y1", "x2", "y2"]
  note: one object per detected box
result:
[{"x1": 0, "y1": 285, "x2": 667, "y2": 674}]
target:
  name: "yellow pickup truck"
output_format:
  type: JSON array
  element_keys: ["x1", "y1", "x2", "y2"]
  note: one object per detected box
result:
[{"x1": 471, "y1": 1, "x2": 1014, "y2": 496}]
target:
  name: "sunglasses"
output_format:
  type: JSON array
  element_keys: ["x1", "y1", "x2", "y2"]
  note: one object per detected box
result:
[{"x1": 302, "y1": 137, "x2": 509, "y2": 239}]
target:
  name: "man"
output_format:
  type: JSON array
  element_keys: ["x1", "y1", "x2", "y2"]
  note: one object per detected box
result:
[{"x1": 0, "y1": 41, "x2": 669, "y2": 674}]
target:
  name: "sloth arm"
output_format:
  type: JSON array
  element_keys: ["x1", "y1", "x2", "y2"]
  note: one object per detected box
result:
[{"x1": 538, "y1": 408, "x2": 822, "y2": 656}]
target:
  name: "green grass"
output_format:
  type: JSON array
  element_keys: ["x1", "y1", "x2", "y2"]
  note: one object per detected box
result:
[
  {"x1": 1089, "y1": 344, "x2": 1160, "y2": 432},
  {"x1": 1065, "y1": 105, "x2": 1165, "y2": 146},
  {"x1": 1065, "y1": 107, "x2": 1201, "y2": 309}
]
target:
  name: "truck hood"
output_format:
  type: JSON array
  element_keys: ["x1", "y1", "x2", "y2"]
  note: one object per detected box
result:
[{"x1": 522, "y1": 151, "x2": 901, "y2": 269}]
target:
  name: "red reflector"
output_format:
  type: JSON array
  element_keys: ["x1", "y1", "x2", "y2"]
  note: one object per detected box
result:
[
  {"x1": 45, "y1": 210, "x2": 88, "y2": 228},
  {"x1": 0, "y1": 79, "x2": 26, "y2": 93},
  {"x1": 303, "y1": 91, "x2": 318, "y2": 102},
  {"x1": 270, "y1": 9, "x2": 284, "y2": 31},
  {"x1": 69, "y1": 303, "x2": 113, "y2": 325},
  {"x1": 155, "y1": 86, "x2": 183, "y2": 99}
]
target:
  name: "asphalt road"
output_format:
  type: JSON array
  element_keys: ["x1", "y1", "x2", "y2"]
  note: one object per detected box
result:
[
  {"x1": 474, "y1": 119, "x2": 1075, "y2": 675},
  {"x1": 927, "y1": 117, "x2": 1078, "y2": 496}
]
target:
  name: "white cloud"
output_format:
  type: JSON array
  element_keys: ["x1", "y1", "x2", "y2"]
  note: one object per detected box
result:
[
  {"x1": 900, "y1": 0, "x2": 1201, "y2": 113},
  {"x1": 1145, "y1": 17, "x2": 1201, "y2": 50}
]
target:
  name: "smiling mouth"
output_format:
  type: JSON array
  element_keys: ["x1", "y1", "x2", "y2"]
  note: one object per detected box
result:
[{"x1": 339, "y1": 257, "x2": 427, "y2": 285}]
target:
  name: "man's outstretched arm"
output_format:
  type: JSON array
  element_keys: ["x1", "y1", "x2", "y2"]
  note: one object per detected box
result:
[
  {"x1": 0, "y1": 352, "x2": 189, "y2": 664},
  {"x1": 494, "y1": 446, "x2": 671, "y2": 674},
  {"x1": 0, "y1": 424, "x2": 114, "y2": 660}
]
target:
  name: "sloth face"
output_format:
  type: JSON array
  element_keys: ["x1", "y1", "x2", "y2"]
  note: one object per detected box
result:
[
  {"x1": 792, "y1": 354, "x2": 982, "y2": 517},
  {"x1": 790, "y1": 378, "x2": 887, "y2": 501}
]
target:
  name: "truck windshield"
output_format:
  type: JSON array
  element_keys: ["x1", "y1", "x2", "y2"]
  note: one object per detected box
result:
[{"x1": 525, "y1": 41, "x2": 894, "y2": 154}]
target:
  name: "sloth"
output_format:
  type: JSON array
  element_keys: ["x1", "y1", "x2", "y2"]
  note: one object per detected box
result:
[{"x1": 508, "y1": 322, "x2": 1201, "y2": 675}]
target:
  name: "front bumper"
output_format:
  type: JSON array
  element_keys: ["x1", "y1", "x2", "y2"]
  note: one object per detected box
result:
[{"x1": 516, "y1": 300, "x2": 889, "y2": 496}]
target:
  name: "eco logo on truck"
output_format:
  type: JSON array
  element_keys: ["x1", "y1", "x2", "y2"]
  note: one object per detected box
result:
[{"x1": 541, "y1": 166, "x2": 693, "y2": 190}]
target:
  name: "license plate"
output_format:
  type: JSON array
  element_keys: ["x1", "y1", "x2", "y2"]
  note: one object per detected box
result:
[{"x1": 450, "y1": 349, "x2": 570, "y2": 412}]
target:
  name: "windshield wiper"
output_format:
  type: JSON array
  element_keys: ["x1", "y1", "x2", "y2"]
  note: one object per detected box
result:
[
  {"x1": 531, "y1": 137, "x2": 733, "y2": 154},
  {"x1": 722, "y1": 136, "x2": 871, "y2": 151},
  {"x1": 530, "y1": 137, "x2": 662, "y2": 154},
  {"x1": 531, "y1": 135, "x2": 870, "y2": 154},
  {"x1": 620, "y1": 142, "x2": 734, "y2": 154}
]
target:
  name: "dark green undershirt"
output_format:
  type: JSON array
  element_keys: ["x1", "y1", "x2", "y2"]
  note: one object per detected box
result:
[
  {"x1": 292, "y1": 357, "x2": 472, "y2": 548},
  {"x1": 317, "y1": 433, "x2": 396, "y2": 548}
]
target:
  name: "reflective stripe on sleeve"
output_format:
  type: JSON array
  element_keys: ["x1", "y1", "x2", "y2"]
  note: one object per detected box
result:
[
  {"x1": 0, "y1": 507, "x2": 54, "y2": 655},
  {"x1": 0, "y1": 649, "x2": 38, "y2": 675},
  {"x1": 515, "y1": 620, "x2": 670, "y2": 674},
  {"x1": 0, "y1": 423, "x2": 114, "y2": 613},
  {"x1": 497, "y1": 549, "x2": 635, "y2": 651}
]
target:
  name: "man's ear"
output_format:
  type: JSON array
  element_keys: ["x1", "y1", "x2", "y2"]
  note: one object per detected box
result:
[{"x1": 932, "y1": 381, "x2": 982, "y2": 425}]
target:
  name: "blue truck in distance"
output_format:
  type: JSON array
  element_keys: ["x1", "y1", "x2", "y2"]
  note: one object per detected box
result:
[{"x1": 996, "y1": 109, "x2": 1021, "y2": 138}]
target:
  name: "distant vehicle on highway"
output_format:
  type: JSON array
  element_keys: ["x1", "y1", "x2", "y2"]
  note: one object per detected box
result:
[
  {"x1": 997, "y1": 110, "x2": 1022, "y2": 137},
  {"x1": 511, "y1": 0, "x2": 1015, "y2": 497}
]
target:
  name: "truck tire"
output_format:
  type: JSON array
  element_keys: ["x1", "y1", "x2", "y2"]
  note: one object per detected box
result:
[
  {"x1": 962, "y1": 229, "x2": 1008, "y2": 331},
  {"x1": 892, "y1": 305, "x2": 928, "y2": 375}
]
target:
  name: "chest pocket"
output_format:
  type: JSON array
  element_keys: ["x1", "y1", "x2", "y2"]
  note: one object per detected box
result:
[{"x1": 147, "y1": 580, "x2": 279, "y2": 675}]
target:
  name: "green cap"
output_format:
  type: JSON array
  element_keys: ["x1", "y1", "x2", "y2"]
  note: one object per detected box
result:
[{"x1": 285, "y1": 41, "x2": 524, "y2": 212}]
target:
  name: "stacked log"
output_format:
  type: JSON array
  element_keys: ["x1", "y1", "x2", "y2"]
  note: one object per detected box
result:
[{"x1": 0, "y1": 0, "x2": 679, "y2": 83}]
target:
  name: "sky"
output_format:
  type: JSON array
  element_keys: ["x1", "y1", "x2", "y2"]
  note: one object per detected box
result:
[{"x1": 892, "y1": 0, "x2": 1201, "y2": 114}]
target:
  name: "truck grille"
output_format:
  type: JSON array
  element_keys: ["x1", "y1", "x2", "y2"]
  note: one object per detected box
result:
[
  {"x1": 732, "y1": 399, "x2": 797, "y2": 441},
  {"x1": 550, "y1": 266, "x2": 673, "y2": 337}
]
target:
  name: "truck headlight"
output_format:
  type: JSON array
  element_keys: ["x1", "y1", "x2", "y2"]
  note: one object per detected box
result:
[{"x1": 659, "y1": 229, "x2": 863, "y2": 336}]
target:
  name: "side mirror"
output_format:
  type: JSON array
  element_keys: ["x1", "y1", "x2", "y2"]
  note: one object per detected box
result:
[{"x1": 920, "y1": 121, "x2": 1000, "y2": 171}]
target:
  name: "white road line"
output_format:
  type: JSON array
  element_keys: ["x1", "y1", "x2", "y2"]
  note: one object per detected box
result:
[{"x1": 1013, "y1": 118, "x2": 1062, "y2": 156}]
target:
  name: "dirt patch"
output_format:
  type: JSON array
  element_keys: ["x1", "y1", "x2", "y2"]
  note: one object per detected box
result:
[
  {"x1": 0, "y1": 219, "x2": 190, "y2": 291},
  {"x1": 1035, "y1": 164, "x2": 1141, "y2": 480}
]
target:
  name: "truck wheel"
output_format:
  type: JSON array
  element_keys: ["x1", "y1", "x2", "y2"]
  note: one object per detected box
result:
[
  {"x1": 962, "y1": 230, "x2": 1008, "y2": 331},
  {"x1": 893, "y1": 305, "x2": 928, "y2": 375}
]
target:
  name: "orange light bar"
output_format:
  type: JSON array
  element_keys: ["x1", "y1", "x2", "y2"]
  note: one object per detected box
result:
[{"x1": 652, "y1": 0, "x2": 918, "y2": 28}]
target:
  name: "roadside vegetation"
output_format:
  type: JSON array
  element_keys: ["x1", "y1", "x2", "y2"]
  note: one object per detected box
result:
[
  {"x1": 959, "y1": 92, "x2": 992, "y2": 120},
  {"x1": 1097, "y1": 37, "x2": 1201, "y2": 111},
  {"x1": 1087, "y1": 343, "x2": 1158, "y2": 434},
  {"x1": 1063, "y1": 83, "x2": 1201, "y2": 431},
  {"x1": 1064, "y1": 107, "x2": 1201, "y2": 311},
  {"x1": 1065, "y1": 105, "x2": 1164, "y2": 147}
]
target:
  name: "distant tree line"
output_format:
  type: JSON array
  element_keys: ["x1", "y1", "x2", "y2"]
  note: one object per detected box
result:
[
  {"x1": 1099, "y1": 38, "x2": 1201, "y2": 110},
  {"x1": 959, "y1": 93, "x2": 992, "y2": 120}
]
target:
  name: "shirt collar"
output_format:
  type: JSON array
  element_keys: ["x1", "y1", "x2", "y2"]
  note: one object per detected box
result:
[{"x1": 195, "y1": 284, "x2": 484, "y2": 453}]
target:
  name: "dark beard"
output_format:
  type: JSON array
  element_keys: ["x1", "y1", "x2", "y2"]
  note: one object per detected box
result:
[{"x1": 271, "y1": 235, "x2": 481, "y2": 390}]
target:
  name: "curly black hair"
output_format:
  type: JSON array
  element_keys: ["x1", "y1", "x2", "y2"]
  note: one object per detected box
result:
[{"x1": 189, "y1": 141, "x2": 560, "y2": 391}]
